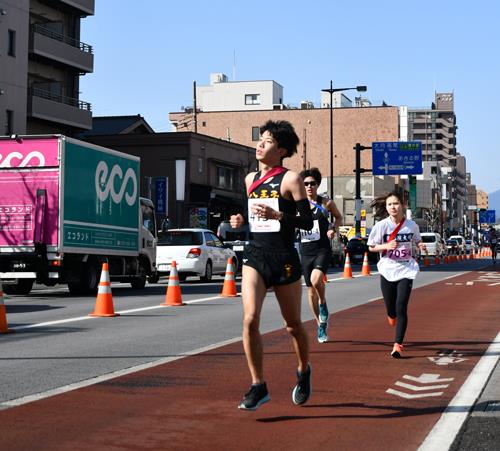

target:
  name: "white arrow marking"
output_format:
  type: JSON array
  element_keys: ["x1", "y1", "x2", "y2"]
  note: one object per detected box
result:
[
  {"x1": 488, "y1": 282, "x2": 500, "y2": 286},
  {"x1": 403, "y1": 373, "x2": 454, "y2": 383},
  {"x1": 386, "y1": 388, "x2": 444, "y2": 399},
  {"x1": 395, "y1": 381, "x2": 450, "y2": 391}
]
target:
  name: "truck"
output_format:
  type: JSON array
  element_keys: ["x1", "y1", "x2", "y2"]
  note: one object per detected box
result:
[{"x1": 0, "y1": 135, "x2": 158, "y2": 295}]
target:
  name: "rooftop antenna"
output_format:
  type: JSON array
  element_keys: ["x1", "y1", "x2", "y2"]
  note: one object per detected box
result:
[{"x1": 233, "y1": 49, "x2": 236, "y2": 81}]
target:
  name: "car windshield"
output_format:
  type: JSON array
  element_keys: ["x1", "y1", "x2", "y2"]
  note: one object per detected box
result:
[
  {"x1": 158, "y1": 231, "x2": 203, "y2": 246},
  {"x1": 446, "y1": 240, "x2": 458, "y2": 245},
  {"x1": 421, "y1": 236, "x2": 436, "y2": 243}
]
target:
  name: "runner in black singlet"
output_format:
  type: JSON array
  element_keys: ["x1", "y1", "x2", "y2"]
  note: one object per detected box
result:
[
  {"x1": 230, "y1": 120, "x2": 314, "y2": 411},
  {"x1": 299, "y1": 168, "x2": 342, "y2": 343}
]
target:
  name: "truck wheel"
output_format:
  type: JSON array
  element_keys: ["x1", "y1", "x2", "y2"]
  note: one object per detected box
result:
[
  {"x1": 82, "y1": 262, "x2": 99, "y2": 295},
  {"x1": 148, "y1": 274, "x2": 160, "y2": 284},
  {"x1": 200, "y1": 261, "x2": 212, "y2": 282},
  {"x1": 3, "y1": 279, "x2": 34, "y2": 295},
  {"x1": 16, "y1": 279, "x2": 34, "y2": 295},
  {"x1": 131, "y1": 275, "x2": 146, "y2": 289}
]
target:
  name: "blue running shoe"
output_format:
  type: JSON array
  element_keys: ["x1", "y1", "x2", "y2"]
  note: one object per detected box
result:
[
  {"x1": 317, "y1": 323, "x2": 328, "y2": 343},
  {"x1": 319, "y1": 303, "x2": 329, "y2": 323}
]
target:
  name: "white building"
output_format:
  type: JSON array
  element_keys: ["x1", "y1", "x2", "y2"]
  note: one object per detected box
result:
[{"x1": 196, "y1": 73, "x2": 283, "y2": 112}]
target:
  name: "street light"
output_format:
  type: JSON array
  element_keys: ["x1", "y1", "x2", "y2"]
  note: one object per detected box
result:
[{"x1": 321, "y1": 81, "x2": 367, "y2": 205}]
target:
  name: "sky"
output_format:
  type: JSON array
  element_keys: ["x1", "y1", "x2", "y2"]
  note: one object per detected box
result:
[{"x1": 80, "y1": 0, "x2": 500, "y2": 194}]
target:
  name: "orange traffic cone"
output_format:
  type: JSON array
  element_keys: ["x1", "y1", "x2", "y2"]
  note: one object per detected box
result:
[
  {"x1": 361, "y1": 252, "x2": 371, "y2": 276},
  {"x1": 161, "y1": 261, "x2": 185, "y2": 306},
  {"x1": 220, "y1": 257, "x2": 238, "y2": 297},
  {"x1": 444, "y1": 255, "x2": 449, "y2": 263},
  {"x1": 0, "y1": 280, "x2": 13, "y2": 334},
  {"x1": 434, "y1": 256, "x2": 440, "y2": 264},
  {"x1": 343, "y1": 253, "x2": 353, "y2": 279},
  {"x1": 89, "y1": 263, "x2": 119, "y2": 317},
  {"x1": 323, "y1": 273, "x2": 328, "y2": 283}
]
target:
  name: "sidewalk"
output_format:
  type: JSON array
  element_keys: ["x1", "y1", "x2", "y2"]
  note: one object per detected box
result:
[{"x1": 451, "y1": 349, "x2": 500, "y2": 450}]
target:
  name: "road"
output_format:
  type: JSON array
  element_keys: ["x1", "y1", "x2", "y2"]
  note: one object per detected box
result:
[{"x1": 1, "y1": 257, "x2": 499, "y2": 450}]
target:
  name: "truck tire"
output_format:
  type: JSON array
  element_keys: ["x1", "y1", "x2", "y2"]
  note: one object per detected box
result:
[
  {"x1": 82, "y1": 262, "x2": 99, "y2": 294},
  {"x1": 3, "y1": 279, "x2": 34, "y2": 295},
  {"x1": 200, "y1": 261, "x2": 212, "y2": 282},
  {"x1": 148, "y1": 274, "x2": 160, "y2": 284},
  {"x1": 131, "y1": 275, "x2": 146, "y2": 289}
]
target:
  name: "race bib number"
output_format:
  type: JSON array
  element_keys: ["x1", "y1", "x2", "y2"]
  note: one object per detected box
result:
[
  {"x1": 387, "y1": 243, "x2": 412, "y2": 261},
  {"x1": 248, "y1": 198, "x2": 281, "y2": 233},
  {"x1": 300, "y1": 220, "x2": 320, "y2": 242}
]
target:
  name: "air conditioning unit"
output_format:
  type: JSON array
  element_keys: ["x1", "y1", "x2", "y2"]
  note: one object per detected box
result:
[{"x1": 273, "y1": 104, "x2": 285, "y2": 110}]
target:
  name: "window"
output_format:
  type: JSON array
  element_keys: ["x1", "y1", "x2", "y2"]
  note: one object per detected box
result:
[
  {"x1": 5, "y1": 110, "x2": 13, "y2": 135},
  {"x1": 216, "y1": 166, "x2": 234, "y2": 190},
  {"x1": 251, "y1": 126, "x2": 260, "y2": 141},
  {"x1": 8, "y1": 29, "x2": 15, "y2": 56},
  {"x1": 141, "y1": 204, "x2": 156, "y2": 235},
  {"x1": 245, "y1": 94, "x2": 260, "y2": 105}
]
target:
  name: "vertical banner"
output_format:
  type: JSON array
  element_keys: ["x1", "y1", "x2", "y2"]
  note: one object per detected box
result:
[
  {"x1": 155, "y1": 177, "x2": 168, "y2": 215},
  {"x1": 175, "y1": 160, "x2": 186, "y2": 201}
]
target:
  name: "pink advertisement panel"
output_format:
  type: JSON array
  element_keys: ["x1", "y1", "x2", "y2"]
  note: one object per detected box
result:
[
  {"x1": 0, "y1": 171, "x2": 59, "y2": 247},
  {"x1": 0, "y1": 138, "x2": 60, "y2": 168}
]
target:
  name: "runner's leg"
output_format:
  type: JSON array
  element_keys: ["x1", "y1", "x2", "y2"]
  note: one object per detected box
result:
[
  {"x1": 274, "y1": 280, "x2": 309, "y2": 372},
  {"x1": 241, "y1": 265, "x2": 268, "y2": 384},
  {"x1": 380, "y1": 275, "x2": 398, "y2": 319},
  {"x1": 394, "y1": 278, "x2": 413, "y2": 344}
]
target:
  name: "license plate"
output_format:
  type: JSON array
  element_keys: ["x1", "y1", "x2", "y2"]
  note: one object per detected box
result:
[
  {"x1": 158, "y1": 263, "x2": 171, "y2": 271},
  {"x1": 233, "y1": 245, "x2": 244, "y2": 251},
  {"x1": 354, "y1": 254, "x2": 363, "y2": 260}
]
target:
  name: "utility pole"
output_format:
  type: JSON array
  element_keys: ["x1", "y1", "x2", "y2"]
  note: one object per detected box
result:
[{"x1": 353, "y1": 143, "x2": 372, "y2": 237}]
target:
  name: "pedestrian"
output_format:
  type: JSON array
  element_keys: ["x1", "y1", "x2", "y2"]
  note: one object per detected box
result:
[
  {"x1": 367, "y1": 191, "x2": 426, "y2": 358},
  {"x1": 487, "y1": 226, "x2": 498, "y2": 264},
  {"x1": 299, "y1": 168, "x2": 342, "y2": 343},
  {"x1": 230, "y1": 120, "x2": 313, "y2": 411}
]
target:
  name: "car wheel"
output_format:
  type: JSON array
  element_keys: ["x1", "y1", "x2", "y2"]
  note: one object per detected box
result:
[{"x1": 200, "y1": 261, "x2": 212, "y2": 282}]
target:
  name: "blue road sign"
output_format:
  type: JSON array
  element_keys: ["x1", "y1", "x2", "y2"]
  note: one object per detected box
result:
[
  {"x1": 479, "y1": 210, "x2": 496, "y2": 224},
  {"x1": 372, "y1": 141, "x2": 423, "y2": 175},
  {"x1": 155, "y1": 177, "x2": 167, "y2": 214}
]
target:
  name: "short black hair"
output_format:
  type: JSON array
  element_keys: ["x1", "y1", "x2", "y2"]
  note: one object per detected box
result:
[
  {"x1": 299, "y1": 167, "x2": 322, "y2": 184},
  {"x1": 260, "y1": 120, "x2": 299, "y2": 158}
]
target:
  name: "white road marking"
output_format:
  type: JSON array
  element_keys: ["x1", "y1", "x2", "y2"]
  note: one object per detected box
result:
[
  {"x1": 387, "y1": 389, "x2": 444, "y2": 399},
  {"x1": 418, "y1": 331, "x2": 500, "y2": 451}
]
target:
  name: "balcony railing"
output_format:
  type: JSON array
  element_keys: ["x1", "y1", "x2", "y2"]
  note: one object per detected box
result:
[
  {"x1": 32, "y1": 24, "x2": 93, "y2": 53},
  {"x1": 30, "y1": 86, "x2": 92, "y2": 111}
]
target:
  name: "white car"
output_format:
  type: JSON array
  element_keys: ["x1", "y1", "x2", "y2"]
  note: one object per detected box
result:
[
  {"x1": 156, "y1": 228, "x2": 237, "y2": 282},
  {"x1": 420, "y1": 232, "x2": 446, "y2": 257}
]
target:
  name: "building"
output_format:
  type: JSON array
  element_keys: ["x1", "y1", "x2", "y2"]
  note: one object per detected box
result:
[
  {"x1": 0, "y1": 0, "x2": 94, "y2": 136},
  {"x1": 79, "y1": 115, "x2": 155, "y2": 138},
  {"x1": 84, "y1": 132, "x2": 255, "y2": 232},
  {"x1": 407, "y1": 92, "x2": 467, "y2": 235},
  {"x1": 477, "y1": 190, "x2": 488, "y2": 209},
  {"x1": 170, "y1": 101, "x2": 401, "y2": 233},
  {"x1": 193, "y1": 73, "x2": 284, "y2": 113}
]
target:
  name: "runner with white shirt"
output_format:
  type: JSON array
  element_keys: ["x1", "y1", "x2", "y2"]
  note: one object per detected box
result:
[
  {"x1": 299, "y1": 168, "x2": 342, "y2": 343},
  {"x1": 367, "y1": 192, "x2": 426, "y2": 358}
]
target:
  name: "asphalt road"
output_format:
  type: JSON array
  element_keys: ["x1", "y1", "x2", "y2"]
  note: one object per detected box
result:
[{"x1": 1, "y1": 258, "x2": 491, "y2": 405}]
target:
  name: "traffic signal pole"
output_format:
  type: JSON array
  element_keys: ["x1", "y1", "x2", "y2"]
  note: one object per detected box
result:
[{"x1": 354, "y1": 143, "x2": 372, "y2": 237}]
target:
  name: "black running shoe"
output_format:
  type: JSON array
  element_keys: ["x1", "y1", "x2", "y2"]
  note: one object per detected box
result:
[
  {"x1": 292, "y1": 364, "x2": 312, "y2": 405},
  {"x1": 238, "y1": 383, "x2": 270, "y2": 411}
]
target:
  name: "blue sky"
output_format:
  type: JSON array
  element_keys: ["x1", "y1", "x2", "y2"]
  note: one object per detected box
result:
[{"x1": 81, "y1": 0, "x2": 500, "y2": 194}]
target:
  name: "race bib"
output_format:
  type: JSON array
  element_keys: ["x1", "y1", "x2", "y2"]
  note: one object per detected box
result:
[
  {"x1": 300, "y1": 220, "x2": 320, "y2": 242},
  {"x1": 386, "y1": 242, "x2": 412, "y2": 261},
  {"x1": 248, "y1": 198, "x2": 281, "y2": 233}
]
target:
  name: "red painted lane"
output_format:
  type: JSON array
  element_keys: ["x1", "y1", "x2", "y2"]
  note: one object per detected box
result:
[{"x1": 1, "y1": 270, "x2": 499, "y2": 451}]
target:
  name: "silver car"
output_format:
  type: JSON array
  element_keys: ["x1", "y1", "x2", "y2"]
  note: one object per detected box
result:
[{"x1": 156, "y1": 228, "x2": 237, "y2": 282}]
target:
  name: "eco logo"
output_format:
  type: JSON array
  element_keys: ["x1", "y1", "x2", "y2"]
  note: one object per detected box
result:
[
  {"x1": 95, "y1": 161, "x2": 137, "y2": 206},
  {"x1": 0, "y1": 151, "x2": 45, "y2": 167}
]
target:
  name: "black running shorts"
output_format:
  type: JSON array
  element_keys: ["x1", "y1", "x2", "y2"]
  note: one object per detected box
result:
[
  {"x1": 243, "y1": 244, "x2": 302, "y2": 288},
  {"x1": 301, "y1": 249, "x2": 332, "y2": 287}
]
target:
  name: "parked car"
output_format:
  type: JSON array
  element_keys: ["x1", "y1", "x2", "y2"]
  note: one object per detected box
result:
[
  {"x1": 465, "y1": 239, "x2": 478, "y2": 254},
  {"x1": 330, "y1": 235, "x2": 346, "y2": 267},
  {"x1": 420, "y1": 232, "x2": 445, "y2": 257},
  {"x1": 445, "y1": 239, "x2": 460, "y2": 255},
  {"x1": 346, "y1": 237, "x2": 379, "y2": 264},
  {"x1": 217, "y1": 220, "x2": 250, "y2": 272},
  {"x1": 449, "y1": 235, "x2": 466, "y2": 254},
  {"x1": 156, "y1": 228, "x2": 237, "y2": 282}
]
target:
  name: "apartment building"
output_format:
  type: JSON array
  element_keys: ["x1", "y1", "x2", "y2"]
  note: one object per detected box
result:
[
  {"x1": 0, "y1": 0, "x2": 94, "y2": 136},
  {"x1": 170, "y1": 91, "x2": 401, "y2": 232},
  {"x1": 407, "y1": 92, "x2": 467, "y2": 235}
]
